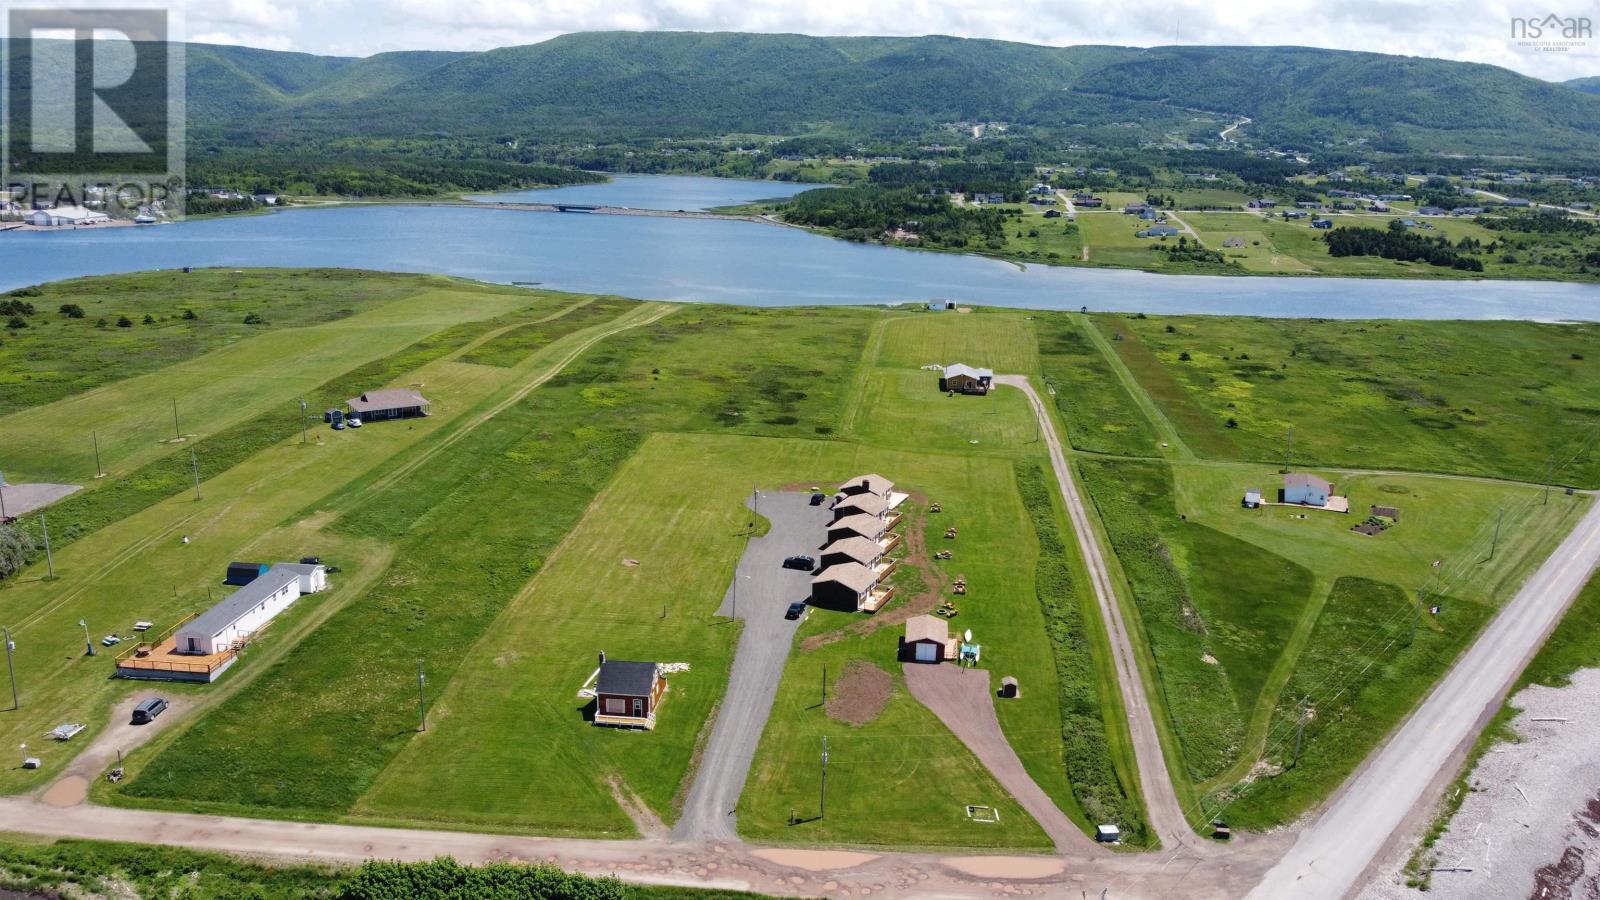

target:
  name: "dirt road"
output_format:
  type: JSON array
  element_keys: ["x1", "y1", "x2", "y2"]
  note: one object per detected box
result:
[
  {"x1": 903, "y1": 663, "x2": 1095, "y2": 853},
  {"x1": 1248, "y1": 497, "x2": 1600, "y2": 900},
  {"x1": 995, "y1": 375, "x2": 1196, "y2": 850},
  {"x1": 672, "y1": 491, "x2": 830, "y2": 842}
]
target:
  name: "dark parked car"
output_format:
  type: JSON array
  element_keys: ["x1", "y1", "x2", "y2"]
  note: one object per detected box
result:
[
  {"x1": 809, "y1": 492, "x2": 826, "y2": 506},
  {"x1": 782, "y1": 555, "x2": 815, "y2": 570},
  {"x1": 785, "y1": 601, "x2": 808, "y2": 620},
  {"x1": 131, "y1": 697, "x2": 168, "y2": 725}
]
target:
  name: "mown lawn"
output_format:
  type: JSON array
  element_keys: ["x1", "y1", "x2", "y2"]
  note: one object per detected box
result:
[
  {"x1": 111, "y1": 305, "x2": 877, "y2": 829},
  {"x1": 1095, "y1": 314, "x2": 1600, "y2": 487},
  {"x1": 850, "y1": 368, "x2": 1040, "y2": 456},
  {"x1": 740, "y1": 446, "x2": 1074, "y2": 849},
  {"x1": 873, "y1": 310, "x2": 1040, "y2": 375}
]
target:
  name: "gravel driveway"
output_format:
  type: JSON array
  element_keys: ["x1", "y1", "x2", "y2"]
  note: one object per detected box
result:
[{"x1": 672, "y1": 490, "x2": 831, "y2": 842}]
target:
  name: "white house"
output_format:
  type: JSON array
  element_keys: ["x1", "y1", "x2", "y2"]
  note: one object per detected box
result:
[
  {"x1": 174, "y1": 563, "x2": 326, "y2": 656},
  {"x1": 1283, "y1": 473, "x2": 1333, "y2": 507},
  {"x1": 25, "y1": 205, "x2": 110, "y2": 227}
]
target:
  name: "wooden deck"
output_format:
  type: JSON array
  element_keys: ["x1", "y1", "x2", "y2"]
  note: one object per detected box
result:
[{"x1": 115, "y1": 635, "x2": 237, "y2": 682}]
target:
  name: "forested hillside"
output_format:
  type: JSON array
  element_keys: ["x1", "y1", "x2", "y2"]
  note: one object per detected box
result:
[{"x1": 170, "y1": 33, "x2": 1600, "y2": 157}]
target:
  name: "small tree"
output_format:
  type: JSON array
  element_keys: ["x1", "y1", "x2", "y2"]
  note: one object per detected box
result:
[
  {"x1": 5, "y1": 315, "x2": 25, "y2": 329},
  {"x1": 242, "y1": 312, "x2": 266, "y2": 325},
  {"x1": 1178, "y1": 351, "x2": 1192, "y2": 361},
  {"x1": 142, "y1": 313, "x2": 156, "y2": 324},
  {"x1": 96, "y1": 317, "x2": 108, "y2": 328},
  {"x1": 116, "y1": 315, "x2": 133, "y2": 328},
  {"x1": 181, "y1": 308, "x2": 198, "y2": 320},
  {"x1": 58, "y1": 302, "x2": 85, "y2": 318},
  {"x1": 0, "y1": 524, "x2": 37, "y2": 580}
]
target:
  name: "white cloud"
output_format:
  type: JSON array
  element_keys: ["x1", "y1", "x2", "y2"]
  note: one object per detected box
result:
[{"x1": 209, "y1": 0, "x2": 1600, "y2": 81}]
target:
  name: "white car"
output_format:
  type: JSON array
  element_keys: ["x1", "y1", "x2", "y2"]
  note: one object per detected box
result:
[{"x1": 347, "y1": 417, "x2": 362, "y2": 428}]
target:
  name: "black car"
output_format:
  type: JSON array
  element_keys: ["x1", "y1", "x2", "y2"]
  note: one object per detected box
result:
[
  {"x1": 782, "y1": 554, "x2": 815, "y2": 570},
  {"x1": 809, "y1": 492, "x2": 826, "y2": 506},
  {"x1": 785, "y1": 601, "x2": 808, "y2": 620},
  {"x1": 131, "y1": 697, "x2": 168, "y2": 725}
]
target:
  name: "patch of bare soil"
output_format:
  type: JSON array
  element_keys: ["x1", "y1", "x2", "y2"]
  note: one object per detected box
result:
[
  {"x1": 825, "y1": 661, "x2": 892, "y2": 726},
  {"x1": 609, "y1": 777, "x2": 668, "y2": 840},
  {"x1": 801, "y1": 500, "x2": 944, "y2": 652}
]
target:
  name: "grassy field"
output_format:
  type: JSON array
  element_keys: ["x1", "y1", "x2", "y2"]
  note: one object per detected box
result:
[
  {"x1": 110, "y1": 305, "x2": 880, "y2": 831},
  {"x1": 0, "y1": 273, "x2": 551, "y2": 483},
  {"x1": 1074, "y1": 453, "x2": 1586, "y2": 813},
  {"x1": 872, "y1": 310, "x2": 1040, "y2": 374},
  {"x1": 1033, "y1": 314, "x2": 1164, "y2": 458},
  {"x1": 1093, "y1": 314, "x2": 1600, "y2": 487},
  {"x1": 0, "y1": 297, "x2": 653, "y2": 795},
  {"x1": 0, "y1": 269, "x2": 463, "y2": 418}
]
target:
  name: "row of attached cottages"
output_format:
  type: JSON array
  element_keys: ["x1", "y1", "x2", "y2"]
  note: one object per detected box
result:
[{"x1": 810, "y1": 474, "x2": 907, "y2": 613}]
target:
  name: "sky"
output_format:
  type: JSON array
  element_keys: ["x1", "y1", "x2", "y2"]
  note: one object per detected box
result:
[{"x1": 184, "y1": 0, "x2": 1600, "y2": 81}]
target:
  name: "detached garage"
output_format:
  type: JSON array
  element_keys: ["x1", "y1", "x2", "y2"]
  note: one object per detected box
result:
[{"x1": 902, "y1": 614, "x2": 954, "y2": 663}]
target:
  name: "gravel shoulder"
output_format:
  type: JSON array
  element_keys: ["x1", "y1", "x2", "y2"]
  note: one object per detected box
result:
[
  {"x1": 1360, "y1": 668, "x2": 1600, "y2": 900},
  {"x1": 0, "y1": 482, "x2": 82, "y2": 518}
]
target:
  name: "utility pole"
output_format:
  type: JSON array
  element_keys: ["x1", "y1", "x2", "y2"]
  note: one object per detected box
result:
[
  {"x1": 299, "y1": 399, "x2": 309, "y2": 444},
  {"x1": 1409, "y1": 588, "x2": 1425, "y2": 646},
  {"x1": 1284, "y1": 424, "x2": 1294, "y2": 472},
  {"x1": 4, "y1": 627, "x2": 17, "y2": 710},
  {"x1": 171, "y1": 397, "x2": 181, "y2": 441},
  {"x1": 416, "y1": 660, "x2": 428, "y2": 731},
  {"x1": 0, "y1": 471, "x2": 6, "y2": 520},
  {"x1": 39, "y1": 512, "x2": 53, "y2": 578},
  {"x1": 92, "y1": 431, "x2": 103, "y2": 478},
  {"x1": 1489, "y1": 508, "x2": 1505, "y2": 560},
  {"x1": 1292, "y1": 695, "x2": 1309, "y2": 768},
  {"x1": 78, "y1": 617, "x2": 93, "y2": 656},
  {"x1": 821, "y1": 662, "x2": 827, "y2": 706},
  {"x1": 819, "y1": 736, "x2": 829, "y2": 818},
  {"x1": 190, "y1": 448, "x2": 201, "y2": 500}
]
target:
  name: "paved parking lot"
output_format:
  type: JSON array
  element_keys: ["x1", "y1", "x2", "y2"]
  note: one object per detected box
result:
[{"x1": 672, "y1": 490, "x2": 831, "y2": 842}]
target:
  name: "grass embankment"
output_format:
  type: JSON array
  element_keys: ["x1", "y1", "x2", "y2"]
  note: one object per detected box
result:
[
  {"x1": 1015, "y1": 460, "x2": 1148, "y2": 843},
  {"x1": 0, "y1": 836, "x2": 757, "y2": 899},
  {"x1": 1093, "y1": 313, "x2": 1600, "y2": 487},
  {"x1": 112, "y1": 305, "x2": 876, "y2": 834}
]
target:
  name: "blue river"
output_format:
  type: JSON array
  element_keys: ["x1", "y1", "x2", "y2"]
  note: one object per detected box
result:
[{"x1": 4, "y1": 175, "x2": 1598, "y2": 320}]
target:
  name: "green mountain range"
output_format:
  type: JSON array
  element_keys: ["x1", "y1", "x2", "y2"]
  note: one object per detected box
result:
[
  {"x1": 1569, "y1": 76, "x2": 1600, "y2": 95},
  {"x1": 57, "y1": 33, "x2": 1600, "y2": 158}
]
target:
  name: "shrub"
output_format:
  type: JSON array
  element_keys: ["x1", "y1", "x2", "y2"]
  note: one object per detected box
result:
[
  {"x1": 141, "y1": 313, "x2": 155, "y2": 324},
  {"x1": 1178, "y1": 351, "x2": 1192, "y2": 361},
  {"x1": 5, "y1": 315, "x2": 25, "y2": 329},
  {"x1": 242, "y1": 311, "x2": 266, "y2": 325},
  {"x1": 181, "y1": 308, "x2": 198, "y2": 320},
  {"x1": 58, "y1": 302, "x2": 85, "y2": 318},
  {"x1": 116, "y1": 316, "x2": 133, "y2": 328}
]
